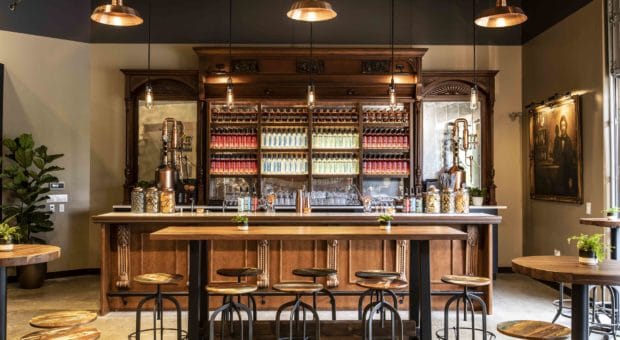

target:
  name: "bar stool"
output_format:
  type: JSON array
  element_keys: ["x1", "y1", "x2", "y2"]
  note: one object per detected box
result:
[
  {"x1": 355, "y1": 270, "x2": 401, "y2": 320},
  {"x1": 21, "y1": 326, "x2": 101, "y2": 340},
  {"x1": 436, "y1": 275, "x2": 495, "y2": 340},
  {"x1": 206, "y1": 283, "x2": 257, "y2": 340},
  {"x1": 357, "y1": 278, "x2": 407, "y2": 340},
  {"x1": 589, "y1": 285, "x2": 620, "y2": 339},
  {"x1": 497, "y1": 320, "x2": 570, "y2": 339},
  {"x1": 551, "y1": 283, "x2": 572, "y2": 323},
  {"x1": 273, "y1": 282, "x2": 323, "y2": 340},
  {"x1": 292, "y1": 267, "x2": 337, "y2": 320},
  {"x1": 129, "y1": 273, "x2": 185, "y2": 340},
  {"x1": 24, "y1": 310, "x2": 100, "y2": 340},
  {"x1": 216, "y1": 267, "x2": 262, "y2": 323}
]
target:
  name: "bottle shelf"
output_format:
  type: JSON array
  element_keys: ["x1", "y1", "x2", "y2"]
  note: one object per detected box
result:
[
  {"x1": 210, "y1": 148, "x2": 259, "y2": 153},
  {"x1": 312, "y1": 148, "x2": 359, "y2": 153},
  {"x1": 363, "y1": 173, "x2": 410, "y2": 178},
  {"x1": 209, "y1": 173, "x2": 258, "y2": 177},
  {"x1": 261, "y1": 174, "x2": 308, "y2": 178},
  {"x1": 312, "y1": 174, "x2": 359, "y2": 178},
  {"x1": 261, "y1": 148, "x2": 308, "y2": 152},
  {"x1": 363, "y1": 148, "x2": 410, "y2": 153}
]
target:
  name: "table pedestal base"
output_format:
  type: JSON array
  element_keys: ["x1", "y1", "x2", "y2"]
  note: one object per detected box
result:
[
  {"x1": 572, "y1": 284, "x2": 589, "y2": 339},
  {"x1": 0, "y1": 267, "x2": 6, "y2": 340}
]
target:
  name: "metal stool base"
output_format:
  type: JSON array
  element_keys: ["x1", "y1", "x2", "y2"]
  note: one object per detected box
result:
[
  {"x1": 275, "y1": 295, "x2": 321, "y2": 340},
  {"x1": 435, "y1": 327, "x2": 496, "y2": 340},
  {"x1": 131, "y1": 284, "x2": 184, "y2": 340}
]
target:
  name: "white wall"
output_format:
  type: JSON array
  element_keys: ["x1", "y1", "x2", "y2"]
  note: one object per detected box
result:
[{"x1": 0, "y1": 31, "x2": 92, "y2": 271}]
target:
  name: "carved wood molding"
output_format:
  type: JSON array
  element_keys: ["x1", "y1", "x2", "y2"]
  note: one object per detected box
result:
[
  {"x1": 396, "y1": 240, "x2": 408, "y2": 282},
  {"x1": 327, "y1": 240, "x2": 339, "y2": 287},
  {"x1": 116, "y1": 225, "x2": 130, "y2": 289},
  {"x1": 465, "y1": 225, "x2": 480, "y2": 276},
  {"x1": 257, "y1": 240, "x2": 270, "y2": 288},
  {"x1": 424, "y1": 81, "x2": 472, "y2": 96}
]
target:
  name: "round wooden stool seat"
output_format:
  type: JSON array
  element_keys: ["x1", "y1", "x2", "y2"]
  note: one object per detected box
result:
[
  {"x1": 292, "y1": 267, "x2": 337, "y2": 278},
  {"x1": 497, "y1": 320, "x2": 570, "y2": 339},
  {"x1": 21, "y1": 326, "x2": 100, "y2": 340},
  {"x1": 206, "y1": 282, "x2": 258, "y2": 295},
  {"x1": 133, "y1": 273, "x2": 183, "y2": 285},
  {"x1": 29, "y1": 311, "x2": 97, "y2": 329},
  {"x1": 441, "y1": 274, "x2": 491, "y2": 287},
  {"x1": 273, "y1": 282, "x2": 324, "y2": 294},
  {"x1": 356, "y1": 278, "x2": 408, "y2": 290},
  {"x1": 355, "y1": 270, "x2": 400, "y2": 280},
  {"x1": 216, "y1": 267, "x2": 263, "y2": 278}
]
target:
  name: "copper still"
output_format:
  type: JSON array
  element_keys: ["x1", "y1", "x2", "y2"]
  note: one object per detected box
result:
[{"x1": 448, "y1": 118, "x2": 469, "y2": 190}]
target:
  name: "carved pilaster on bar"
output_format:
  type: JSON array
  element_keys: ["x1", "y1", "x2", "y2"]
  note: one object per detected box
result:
[
  {"x1": 326, "y1": 240, "x2": 339, "y2": 287},
  {"x1": 396, "y1": 240, "x2": 408, "y2": 281},
  {"x1": 465, "y1": 226, "x2": 480, "y2": 276},
  {"x1": 116, "y1": 225, "x2": 130, "y2": 288},
  {"x1": 257, "y1": 240, "x2": 270, "y2": 288}
]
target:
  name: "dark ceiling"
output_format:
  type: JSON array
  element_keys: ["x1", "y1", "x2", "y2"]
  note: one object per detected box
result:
[{"x1": 0, "y1": 0, "x2": 593, "y2": 45}]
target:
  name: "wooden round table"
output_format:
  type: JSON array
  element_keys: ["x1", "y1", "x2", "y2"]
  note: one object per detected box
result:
[
  {"x1": 512, "y1": 256, "x2": 620, "y2": 339},
  {"x1": 580, "y1": 217, "x2": 620, "y2": 259},
  {"x1": 0, "y1": 244, "x2": 61, "y2": 340}
]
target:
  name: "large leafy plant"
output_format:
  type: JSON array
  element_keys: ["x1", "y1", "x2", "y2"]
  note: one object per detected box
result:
[{"x1": 1, "y1": 134, "x2": 64, "y2": 243}]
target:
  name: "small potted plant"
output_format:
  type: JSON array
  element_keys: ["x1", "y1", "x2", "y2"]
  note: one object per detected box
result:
[
  {"x1": 602, "y1": 207, "x2": 620, "y2": 220},
  {"x1": 0, "y1": 217, "x2": 19, "y2": 252},
  {"x1": 232, "y1": 215, "x2": 249, "y2": 231},
  {"x1": 469, "y1": 187, "x2": 486, "y2": 206},
  {"x1": 567, "y1": 233, "x2": 608, "y2": 265},
  {"x1": 377, "y1": 214, "x2": 394, "y2": 230}
]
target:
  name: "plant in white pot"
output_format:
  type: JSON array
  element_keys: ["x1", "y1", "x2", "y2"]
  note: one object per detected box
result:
[
  {"x1": 1, "y1": 134, "x2": 64, "y2": 288},
  {"x1": 232, "y1": 215, "x2": 249, "y2": 231},
  {"x1": 0, "y1": 216, "x2": 19, "y2": 251},
  {"x1": 602, "y1": 207, "x2": 620, "y2": 220},
  {"x1": 469, "y1": 187, "x2": 486, "y2": 206},
  {"x1": 377, "y1": 214, "x2": 394, "y2": 231},
  {"x1": 567, "y1": 233, "x2": 608, "y2": 265}
]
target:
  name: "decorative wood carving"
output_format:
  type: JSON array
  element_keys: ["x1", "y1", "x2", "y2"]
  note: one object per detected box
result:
[
  {"x1": 257, "y1": 240, "x2": 270, "y2": 288},
  {"x1": 116, "y1": 225, "x2": 130, "y2": 288},
  {"x1": 361, "y1": 60, "x2": 390, "y2": 74},
  {"x1": 425, "y1": 81, "x2": 471, "y2": 96},
  {"x1": 465, "y1": 225, "x2": 480, "y2": 276},
  {"x1": 232, "y1": 60, "x2": 259, "y2": 73},
  {"x1": 327, "y1": 240, "x2": 339, "y2": 287},
  {"x1": 296, "y1": 59, "x2": 325, "y2": 74},
  {"x1": 396, "y1": 240, "x2": 408, "y2": 281}
]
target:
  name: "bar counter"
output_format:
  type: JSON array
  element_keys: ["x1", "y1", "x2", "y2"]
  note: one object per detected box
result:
[{"x1": 92, "y1": 211, "x2": 501, "y2": 315}]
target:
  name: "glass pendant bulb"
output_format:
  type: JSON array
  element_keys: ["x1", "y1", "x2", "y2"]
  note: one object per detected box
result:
[
  {"x1": 307, "y1": 83, "x2": 316, "y2": 109},
  {"x1": 145, "y1": 83, "x2": 154, "y2": 110},
  {"x1": 470, "y1": 86, "x2": 479, "y2": 111},
  {"x1": 226, "y1": 77, "x2": 234, "y2": 110},
  {"x1": 388, "y1": 79, "x2": 397, "y2": 110}
]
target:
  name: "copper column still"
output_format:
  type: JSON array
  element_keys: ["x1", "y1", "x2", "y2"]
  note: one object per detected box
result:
[
  {"x1": 448, "y1": 118, "x2": 469, "y2": 190},
  {"x1": 157, "y1": 118, "x2": 185, "y2": 190}
]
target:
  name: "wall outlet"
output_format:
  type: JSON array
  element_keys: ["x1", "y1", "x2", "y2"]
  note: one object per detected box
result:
[
  {"x1": 49, "y1": 204, "x2": 55, "y2": 213},
  {"x1": 59, "y1": 204, "x2": 65, "y2": 213},
  {"x1": 586, "y1": 202, "x2": 592, "y2": 215}
]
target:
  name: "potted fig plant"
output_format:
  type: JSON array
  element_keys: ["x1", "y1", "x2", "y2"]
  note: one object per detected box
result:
[
  {"x1": 567, "y1": 233, "x2": 608, "y2": 265},
  {"x1": 378, "y1": 214, "x2": 393, "y2": 231},
  {"x1": 602, "y1": 207, "x2": 620, "y2": 220},
  {"x1": 469, "y1": 187, "x2": 486, "y2": 206},
  {"x1": 232, "y1": 215, "x2": 249, "y2": 231},
  {"x1": 1, "y1": 134, "x2": 64, "y2": 288},
  {"x1": 0, "y1": 216, "x2": 19, "y2": 252}
]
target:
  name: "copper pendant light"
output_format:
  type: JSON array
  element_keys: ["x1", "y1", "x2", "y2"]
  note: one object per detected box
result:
[
  {"x1": 287, "y1": 0, "x2": 337, "y2": 22},
  {"x1": 475, "y1": 0, "x2": 527, "y2": 28},
  {"x1": 91, "y1": 0, "x2": 143, "y2": 27}
]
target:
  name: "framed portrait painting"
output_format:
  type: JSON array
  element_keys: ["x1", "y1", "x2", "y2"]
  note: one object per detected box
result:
[{"x1": 529, "y1": 94, "x2": 583, "y2": 203}]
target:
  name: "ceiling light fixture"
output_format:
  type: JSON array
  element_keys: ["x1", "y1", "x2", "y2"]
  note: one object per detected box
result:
[
  {"x1": 475, "y1": 0, "x2": 527, "y2": 28},
  {"x1": 307, "y1": 23, "x2": 316, "y2": 109},
  {"x1": 470, "y1": 0, "x2": 478, "y2": 112},
  {"x1": 226, "y1": 0, "x2": 235, "y2": 111},
  {"x1": 91, "y1": 0, "x2": 143, "y2": 27},
  {"x1": 388, "y1": 0, "x2": 397, "y2": 110},
  {"x1": 144, "y1": 0, "x2": 153, "y2": 110},
  {"x1": 287, "y1": 0, "x2": 337, "y2": 22}
]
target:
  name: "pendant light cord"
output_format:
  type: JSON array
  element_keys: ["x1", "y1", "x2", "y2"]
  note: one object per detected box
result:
[
  {"x1": 310, "y1": 22, "x2": 313, "y2": 84},
  {"x1": 390, "y1": 0, "x2": 394, "y2": 84},
  {"x1": 147, "y1": 0, "x2": 151, "y2": 84},
  {"x1": 472, "y1": 0, "x2": 476, "y2": 87},
  {"x1": 229, "y1": 0, "x2": 232, "y2": 76}
]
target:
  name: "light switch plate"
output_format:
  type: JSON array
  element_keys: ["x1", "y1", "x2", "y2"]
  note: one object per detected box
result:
[
  {"x1": 586, "y1": 202, "x2": 592, "y2": 215},
  {"x1": 47, "y1": 194, "x2": 68, "y2": 203},
  {"x1": 59, "y1": 204, "x2": 65, "y2": 213}
]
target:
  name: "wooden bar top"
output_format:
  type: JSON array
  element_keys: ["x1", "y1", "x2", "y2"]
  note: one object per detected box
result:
[
  {"x1": 93, "y1": 211, "x2": 501, "y2": 225},
  {"x1": 150, "y1": 225, "x2": 468, "y2": 241},
  {"x1": 512, "y1": 256, "x2": 620, "y2": 286},
  {"x1": 580, "y1": 217, "x2": 620, "y2": 228}
]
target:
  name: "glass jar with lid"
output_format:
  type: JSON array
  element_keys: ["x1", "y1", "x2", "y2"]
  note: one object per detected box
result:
[
  {"x1": 424, "y1": 186, "x2": 440, "y2": 214},
  {"x1": 440, "y1": 188, "x2": 455, "y2": 214},
  {"x1": 160, "y1": 189, "x2": 176, "y2": 214},
  {"x1": 455, "y1": 187, "x2": 470, "y2": 214},
  {"x1": 131, "y1": 187, "x2": 145, "y2": 213},
  {"x1": 145, "y1": 187, "x2": 160, "y2": 213}
]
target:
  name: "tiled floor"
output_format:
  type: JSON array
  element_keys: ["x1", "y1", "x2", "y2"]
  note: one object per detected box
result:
[{"x1": 6, "y1": 273, "x2": 611, "y2": 339}]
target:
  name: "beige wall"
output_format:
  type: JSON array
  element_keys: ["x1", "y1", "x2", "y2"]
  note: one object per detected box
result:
[
  {"x1": 0, "y1": 31, "x2": 92, "y2": 271},
  {"x1": 522, "y1": 0, "x2": 606, "y2": 256}
]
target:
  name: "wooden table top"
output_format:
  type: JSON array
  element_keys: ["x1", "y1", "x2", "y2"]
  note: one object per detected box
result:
[
  {"x1": 580, "y1": 217, "x2": 620, "y2": 228},
  {"x1": 0, "y1": 244, "x2": 61, "y2": 267},
  {"x1": 512, "y1": 256, "x2": 620, "y2": 286},
  {"x1": 150, "y1": 225, "x2": 468, "y2": 241}
]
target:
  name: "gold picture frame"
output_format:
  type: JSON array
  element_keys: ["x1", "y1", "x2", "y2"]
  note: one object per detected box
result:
[{"x1": 529, "y1": 94, "x2": 583, "y2": 203}]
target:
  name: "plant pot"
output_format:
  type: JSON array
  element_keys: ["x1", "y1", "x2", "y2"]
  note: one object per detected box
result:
[
  {"x1": 578, "y1": 249, "x2": 598, "y2": 266},
  {"x1": 17, "y1": 263, "x2": 47, "y2": 289},
  {"x1": 607, "y1": 212, "x2": 620, "y2": 221},
  {"x1": 472, "y1": 197, "x2": 484, "y2": 206},
  {"x1": 238, "y1": 222, "x2": 249, "y2": 231},
  {"x1": 379, "y1": 221, "x2": 391, "y2": 231},
  {"x1": 0, "y1": 239, "x2": 14, "y2": 252}
]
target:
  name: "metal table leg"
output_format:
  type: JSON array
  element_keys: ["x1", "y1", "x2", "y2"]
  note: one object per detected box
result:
[
  {"x1": 572, "y1": 284, "x2": 590, "y2": 339},
  {"x1": 187, "y1": 241, "x2": 201, "y2": 340},
  {"x1": 611, "y1": 228, "x2": 619, "y2": 260},
  {"x1": 409, "y1": 240, "x2": 431, "y2": 340},
  {"x1": 409, "y1": 240, "x2": 420, "y2": 339},
  {"x1": 0, "y1": 266, "x2": 6, "y2": 340}
]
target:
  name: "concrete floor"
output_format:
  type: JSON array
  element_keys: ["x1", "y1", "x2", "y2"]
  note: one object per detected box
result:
[{"x1": 5, "y1": 273, "x2": 612, "y2": 339}]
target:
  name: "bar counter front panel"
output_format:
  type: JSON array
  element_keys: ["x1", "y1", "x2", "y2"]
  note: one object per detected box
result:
[{"x1": 93, "y1": 212, "x2": 500, "y2": 315}]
